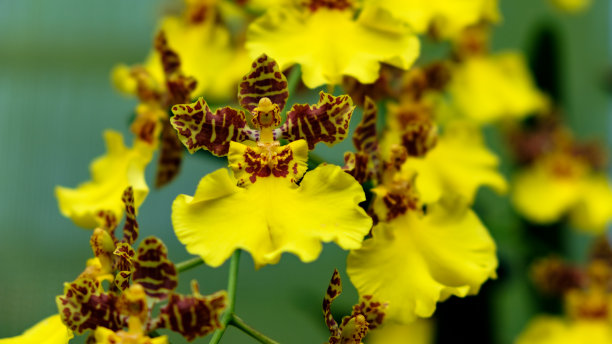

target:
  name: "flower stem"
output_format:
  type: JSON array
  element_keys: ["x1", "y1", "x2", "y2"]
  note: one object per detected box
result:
[
  {"x1": 229, "y1": 314, "x2": 280, "y2": 344},
  {"x1": 175, "y1": 256, "x2": 204, "y2": 273},
  {"x1": 208, "y1": 250, "x2": 241, "y2": 344}
]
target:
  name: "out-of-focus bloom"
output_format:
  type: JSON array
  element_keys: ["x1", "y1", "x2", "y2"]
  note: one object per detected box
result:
[
  {"x1": 512, "y1": 151, "x2": 612, "y2": 233},
  {"x1": 347, "y1": 132, "x2": 497, "y2": 323},
  {"x1": 113, "y1": 0, "x2": 249, "y2": 101},
  {"x1": 55, "y1": 131, "x2": 153, "y2": 229},
  {"x1": 516, "y1": 317, "x2": 612, "y2": 344},
  {"x1": 0, "y1": 315, "x2": 73, "y2": 344},
  {"x1": 367, "y1": 319, "x2": 434, "y2": 344},
  {"x1": 379, "y1": 93, "x2": 507, "y2": 204},
  {"x1": 517, "y1": 256, "x2": 612, "y2": 344},
  {"x1": 448, "y1": 52, "x2": 548, "y2": 124},
  {"x1": 170, "y1": 55, "x2": 371, "y2": 268},
  {"x1": 363, "y1": 0, "x2": 500, "y2": 38},
  {"x1": 322, "y1": 269, "x2": 387, "y2": 344},
  {"x1": 247, "y1": 0, "x2": 420, "y2": 88},
  {"x1": 549, "y1": 0, "x2": 592, "y2": 13}
]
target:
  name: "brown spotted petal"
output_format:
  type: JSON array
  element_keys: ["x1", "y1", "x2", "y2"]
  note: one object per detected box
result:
[
  {"x1": 159, "y1": 281, "x2": 227, "y2": 341},
  {"x1": 121, "y1": 186, "x2": 139, "y2": 245},
  {"x1": 343, "y1": 152, "x2": 370, "y2": 184},
  {"x1": 345, "y1": 295, "x2": 387, "y2": 331},
  {"x1": 56, "y1": 278, "x2": 123, "y2": 334},
  {"x1": 95, "y1": 210, "x2": 118, "y2": 243},
  {"x1": 276, "y1": 92, "x2": 355, "y2": 150},
  {"x1": 132, "y1": 237, "x2": 178, "y2": 300},
  {"x1": 155, "y1": 118, "x2": 184, "y2": 188},
  {"x1": 113, "y1": 242, "x2": 136, "y2": 292},
  {"x1": 171, "y1": 98, "x2": 257, "y2": 156},
  {"x1": 353, "y1": 97, "x2": 378, "y2": 154},
  {"x1": 323, "y1": 269, "x2": 343, "y2": 340},
  {"x1": 238, "y1": 54, "x2": 289, "y2": 112}
]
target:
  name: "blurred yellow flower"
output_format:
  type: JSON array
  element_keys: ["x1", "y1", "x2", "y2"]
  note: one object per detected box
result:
[
  {"x1": 448, "y1": 52, "x2": 548, "y2": 124},
  {"x1": 113, "y1": 0, "x2": 249, "y2": 101},
  {"x1": 511, "y1": 152, "x2": 612, "y2": 233},
  {"x1": 0, "y1": 314, "x2": 73, "y2": 344},
  {"x1": 348, "y1": 193, "x2": 497, "y2": 323},
  {"x1": 381, "y1": 98, "x2": 507, "y2": 204},
  {"x1": 516, "y1": 317, "x2": 612, "y2": 344},
  {"x1": 56, "y1": 130, "x2": 153, "y2": 229},
  {"x1": 363, "y1": 0, "x2": 500, "y2": 38},
  {"x1": 247, "y1": 1, "x2": 419, "y2": 88},
  {"x1": 550, "y1": 0, "x2": 592, "y2": 13}
]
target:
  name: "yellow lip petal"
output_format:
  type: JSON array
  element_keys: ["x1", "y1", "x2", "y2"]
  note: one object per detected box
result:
[
  {"x1": 247, "y1": 8, "x2": 419, "y2": 88},
  {"x1": 570, "y1": 174, "x2": 612, "y2": 233},
  {"x1": 348, "y1": 197, "x2": 497, "y2": 323},
  {"x1": 404, "y1": 123, "x2": 507, "y2": 204},
  {"x1": 448, "y1": 53, "x2": 548, "y2": 124},
  {"x1": 55, "y1": 130, "x2": 153, "y2": 229},
  {"x1": 172, "y1": 164, "x2": 371, "y2": 268},
  {"x1": 516, "y1": 317, "x2": 612, "y2": 344},
  {"x1": 363, "y1": 0, "x2": 500, "y2": 37},
  {"x1": 0, "y1": 314, "x2": 73, "y2": 344}
]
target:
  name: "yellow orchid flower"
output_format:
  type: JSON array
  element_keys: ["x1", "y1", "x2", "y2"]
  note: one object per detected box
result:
[
  {"x1": 94, "y1": 324, "x2": 168, "y2": 344},
  {"x1": 322, "y1": 269, "x2": 387, "y2": 344},
  {"x1": 55, "y1": 130, "x2": 153, "y2": 229},
  {"x1": 246, "y1": 0, "x2": 420, "y2": 88},
  {"x1": 380, "y1": 96, "x2": 507, "y2": 204},
  {"x1": 517, "y1": 262, "x2": 612, "y2": 344},
  {"x1": 549, "y1": 0, "x2": 592, "y2": 13},
  {"x1": 113, "y1": 0, "x2": 249, "y2": 101},
  {"x1": 0, "y1": 314, "x2": 73, "y2": 344},
  {"x1": 366, "y1": 319, "x2": 434, "y2": 344},
  {"x1": 512, "y1": 151, "x2": 612, "y2": 233},
  {"x1": 448, "y1": 52, "x2": 548, "y2": 124},
  {"x1": 516, "y1": 317, "x2": 612, "y2": 344},
  {"x1": 348, "y1": 193, "x2": 498, "y2": 323},
  {"x1": 347, "y1": 144, "x2": 497, "y2": 323},
  {"x1": 170, "y1": 55, "x2": 372, "y2": 268},
  {"x1": 363, "y1": 0, "x2": 500, "y2": 38}
]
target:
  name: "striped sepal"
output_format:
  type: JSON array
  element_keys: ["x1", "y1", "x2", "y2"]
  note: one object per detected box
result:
[
  {"x1": 132, "y1": 237, "x2": 178, "y2": 300},
  {"x1": 238, "y1": 54, "x2": 289, "y2": 112},
  {"x1": 276, "y1": 92, "x2": 355, "y2": 150}
]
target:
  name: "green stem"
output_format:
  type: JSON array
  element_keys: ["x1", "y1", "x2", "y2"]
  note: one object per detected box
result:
[
  {"x1": 175, "y1": 256, "x2": 204, "y2": 273},
  {"x1": 281, "y1": 65, "x2": 302, "y2": 119},
  {"x1": 208, "y1": 250, "x2": 242, "y2": 344},
  {"x1": 229, "y1": 314, "x2": 280, "y2": 344}
]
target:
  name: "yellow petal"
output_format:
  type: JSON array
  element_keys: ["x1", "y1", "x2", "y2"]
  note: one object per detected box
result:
[
  {"x1": 367, "y1": 319, "x2": 434, "y2": 344},
  {"x1": 55, "y1": 130, "x2": 153, "y2": 229},
  {"x1": 0, "y1": 315, "x2": 73, "y2": 344},
  {"x1": 402, "y1": 123, "x2": 507, "y2": 204},
  {"x1": 549, "y1": 0, "x2": 592, "y2": 13},
  {"x1": 516, "y1": 317, "x2": 612, "y2": 344},
  {"x1": 114, "y1": 13, "x2": 250, "y2": 101},
  {"x1": 363, "y1": 0, "x2": 500, "y2": 37},
  {"x1": 347, "y1": 197, "x2": 497, "y2": 323},
  {"x1": 570, "y1": 175, "x2": 612, "y2": 233},
  {"x1": 448, "y1": 52, "x2": 548, "y2": 124},
  {"x1": 247, "y1": 8, "x2": 419, "y2": 88},
  {"x1": 511, "y1": 160, "x2": 583, "y2": 224},
  {"x1": 172, "y1": 164, "x2": 371, "y2": 267},
  {"x1": 94, "y1": 326, "x2": 168, "y2": 344}
]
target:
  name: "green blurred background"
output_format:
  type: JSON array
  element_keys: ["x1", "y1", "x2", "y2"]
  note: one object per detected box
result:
[{"x1": 0, "y1": 0, "x2": 610, "y2": 343}]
